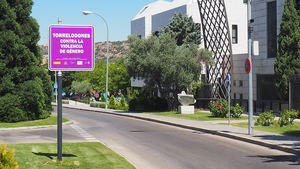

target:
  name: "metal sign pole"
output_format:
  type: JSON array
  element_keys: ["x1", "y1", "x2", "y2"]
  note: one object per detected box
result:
[
  {"x1": 228, "y1": 82, "x2": 231, "y2": 125},
  {"x1": 247, "y1": 0, "x2": 254, "y2": 135},
  {"x1": 226, "y1": 74, "x2": 231, "y2": 125},
  {"x1": 57, "y1": 71, "x2": 62, "y2": 161},
  {"x1": 55, "y1": 71, "x2": 57, "y2": 103},
  {"x1": 57, "y1": 17, "x2": 63, "y2": 162}
]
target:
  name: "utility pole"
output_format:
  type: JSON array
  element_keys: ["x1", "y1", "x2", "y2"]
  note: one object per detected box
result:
[
  {"x1": 247, "y1": 0, "x2": 254, "y2": 135},
  {"x1": 57, "y1": 17, "x2": 63, "y2": 161}
]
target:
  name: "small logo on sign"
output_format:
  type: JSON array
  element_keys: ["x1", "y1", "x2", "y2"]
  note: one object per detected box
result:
[{"x1": 77, "y1": 61, "x2": 83, "y2": 65}]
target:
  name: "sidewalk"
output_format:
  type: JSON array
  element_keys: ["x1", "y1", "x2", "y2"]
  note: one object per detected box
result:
[{"x1": 57, "y1": 101, "x2": 300, "y2": 155}]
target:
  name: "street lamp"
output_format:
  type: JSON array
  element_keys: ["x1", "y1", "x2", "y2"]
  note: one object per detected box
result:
[
  {"x1": 243, "y1": 0, "x2": 254, "y2": 135},
  {"x1": 83, "y1": 10, "x2": 109, "y2": 109}
]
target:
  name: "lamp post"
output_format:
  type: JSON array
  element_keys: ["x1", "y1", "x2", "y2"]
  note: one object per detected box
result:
[
  {"x1": 243, "y1": 0, "x2": 254, "y2": 135},
  {"x1": 83, "y1": 10, "x2": 109, "y2": 109}
]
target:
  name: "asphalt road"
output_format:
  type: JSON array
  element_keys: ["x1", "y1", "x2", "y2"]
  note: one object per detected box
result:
[{"x1": 59, "y1": 108, "x2": 300, "y2": 169}]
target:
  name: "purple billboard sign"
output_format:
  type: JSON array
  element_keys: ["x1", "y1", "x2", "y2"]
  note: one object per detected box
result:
[{"x1": 49, "y1": 25, "x2": 94, "y2": 71}]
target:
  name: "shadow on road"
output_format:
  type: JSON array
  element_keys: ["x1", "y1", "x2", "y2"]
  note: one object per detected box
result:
[
  {"x1": 32, "y1": 152, "x2": 77, "y2": 160},
  {"x1": 248, "y1": 154, "x2": 300, "y2": 165}
]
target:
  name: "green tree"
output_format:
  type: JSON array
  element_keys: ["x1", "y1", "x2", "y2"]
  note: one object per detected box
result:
[
  {"x1": 274, "y1": 0, "x2": 300, "y2": 100},
  {"x1": 74, "y1": 59, "x2": 130, "y2": 96},
  {"x1": 126, "y1": 34, "x2": 202, "y2": 110},
  {"x1": 109, "y1": 58, "x2": 130, "y2": 95},
  {"x1": 160, "y1": 12, "x2": 202, "y2": 46},
  {"x1": 71, "y1": 80, "x2": 92, "y2": 99},
  {"x1": 120, "y1": 94, "x2": 126, "y2": 108},
  {"x1": 0, "y1": 0, "x2": 52, "y2": 122},
  {"x1": 108, "y1": 95, "x2": 116, "y2": 109}
]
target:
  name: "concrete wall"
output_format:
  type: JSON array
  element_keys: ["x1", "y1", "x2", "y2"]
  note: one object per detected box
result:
[
  {"x1": 231, "y1": 0, "x2": 285, "y2": 101},
  {"x1": 152, "y1": 5, "x2": 187, "y2": 32},
  {"x1": 131, "y1": 17, "x2": 145, "y2": 37}
]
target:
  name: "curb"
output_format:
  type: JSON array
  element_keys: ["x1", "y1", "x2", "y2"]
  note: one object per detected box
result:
[
  {"x1": 61, "y1": 105, "x2": 300, "y2": 155},
  {"x1": 0, "y1": 121, "x2": 73, "y2": 131}
]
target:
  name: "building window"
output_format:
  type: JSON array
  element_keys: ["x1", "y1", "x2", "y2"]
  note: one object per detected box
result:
[
  {"x1": 267, "y1": 1, "x2": 277, "y2": 58},
  {"x1": 232, "y1": 25, "x2": 238, "y2": 44},
  {"x1": 234, "y1": 93, "x2": 236, "y2": 99},
  {"x1": 257, "y1": 74, "x2": 280, "y2": 100},
  {"x1": 239, "y1": 80, "x2": 243, "y2": 87},
  {"x1": 233, "y1": 80, "x2": 236, "y2": 86},
  {"x1": 240, "y1": 93, "x2": 243, "y2": 100}
]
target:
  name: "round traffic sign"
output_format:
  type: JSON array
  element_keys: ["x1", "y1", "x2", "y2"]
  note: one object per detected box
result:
[{"x1": 244, "y1": 57, "x2": 251, "y2": 74}]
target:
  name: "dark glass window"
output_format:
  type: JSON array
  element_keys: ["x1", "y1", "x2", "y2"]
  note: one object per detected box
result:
[
  {"x1": 239, "y1": 80, "x2": 243, "y2": 87},
  {"x1": 267, "y1": 1, "x2": 277, "y2": 58},
  {"x1": 234, "y1": 93, "x2": 236, "y2": 99},
  {"x1": 257, "y1": 74, "x2": 280, "y2": 100},
  {"x1": 232, "y1": 25, "x2": 238, "y2": 44},
  {"x1": 240, "y1": 93, "x2": 243, "y2": 100}
]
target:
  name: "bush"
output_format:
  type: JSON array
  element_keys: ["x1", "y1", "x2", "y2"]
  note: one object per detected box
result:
[
  {"x1": 120, "y1": 95, "x2": 126, "y2": 108},
  {"x1": 115, "y1": 104, "x2": 129, "y2": 111},
  {"x1": 208, "y1": 99, "x2": 228, "y2": 118},
  {"x1": 62, "y1": 100, "x2": 69, "y2": 104},
  {"x1": 90, "y1": 102, "x2": 98, "y2": 107},
  {"x1": 0, "y1": 94, "x2": 25, "y2": 123},
  {"x1": 255, "y1": 111, "x2": 275, "y2": 126},
  {"x1": 230, "y1": 103, "x2": 244, "y2": 118},
  {"x1": 18, "y1": 78, "x2": 51, "y2": 121},
  {"x1": 129, "y1": 97, "x2": 168, "y2": 112},
  {"x1": 0, "y1": 144, "x2": 19, "y2": 169},
  {"x1": 101, "y1": 93, "x2": 106, "y2": 102},
  {"x1": 90, "y1": 102, "x2": 106, "y2": 108},
  {"x1": 76, "y1": 99, "x2": 89, "y2": 104},
  {"x1": 278, "y1": 109, "x2": 299, "y2": 127},
  {"x1": 108, "y1": 95, "x2": 116, "y2": 109}
]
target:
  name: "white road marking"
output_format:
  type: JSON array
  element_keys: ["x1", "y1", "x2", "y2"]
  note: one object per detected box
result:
[{"x1": 70, "y1": 124, "x2": 99, "y2": 142}]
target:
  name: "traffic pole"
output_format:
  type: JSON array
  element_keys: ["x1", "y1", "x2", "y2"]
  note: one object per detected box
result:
[
  {"x1": 57, "y1": 71, "x2": 63, "y2": 161},
  {"x1": 228, "y1": 82, "x2": 231, "y2": 126},
  {"x1": 247, "y1": 0, "x2": 254, "y2": 135},
  {"x1": 57, "y1": 17, "x2": 63, "y2": 162}
]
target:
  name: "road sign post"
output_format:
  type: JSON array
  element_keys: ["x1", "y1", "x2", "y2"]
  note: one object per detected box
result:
[
  {"x1": 57, "y1": 71, "x2": 62, "y2": 161},
  {"x1": 246, "y1": 0, "x2": 254, "y2": 135},
  {"x1": 226, "y1": 74, "x2": 231, "y2": 125},
  {"x1": 49, "y1": 24, "x2": 94, "y2": 161}
]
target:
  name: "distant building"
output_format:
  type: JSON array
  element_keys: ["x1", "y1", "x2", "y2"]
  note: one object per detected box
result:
[{"x1": 131, "y1": 0, "x2": 286, "y2": 112}]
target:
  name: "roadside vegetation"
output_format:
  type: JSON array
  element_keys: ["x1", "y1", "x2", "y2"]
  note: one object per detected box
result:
[
  {"x1": 145, "y1": 111, "x2": 248, "y2": 121},
  {"x1": 126, "y1": 13, "x2": 213, "y2": 110},
  {"x1": 0, "y1": 115, "x2": 68, "y2": 128},
  {"x1": 229, "y1": 121, "x2": 300, "y2": 137},
  {"x1": 228, "y1": 109, "x2": 300, "y2": 137},
  {"x1": 7, "y1": 142, "x2": 135, "y2": 169},
  {"x1": 0, "y1": 0, "x2": 53, "y2": 123}
]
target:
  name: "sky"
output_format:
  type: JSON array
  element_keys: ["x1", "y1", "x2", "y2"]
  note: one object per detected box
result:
[{"x1": 31, "y1": 0, "x2": 165, "y2": 45}]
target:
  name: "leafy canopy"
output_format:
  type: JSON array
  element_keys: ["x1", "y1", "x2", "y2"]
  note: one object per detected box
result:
[
  {"x1": 71, "y1": 80, "x2": 92, "y2": 98},
  {"x1": 126, "y1": 33, "x2": 201, "y2": 109},
  {"x1": 74, "y1": 59, "x2": 130, "y2": 95},
  {"x1": 160, "y1": 12, "x2": 202, "y2": 46},
  {"x1": 0, "y1": 0, "x2": 52, "y2": 122},
  {"x1": 274, "y1": 0, "x2": 300, "y2": 99}
]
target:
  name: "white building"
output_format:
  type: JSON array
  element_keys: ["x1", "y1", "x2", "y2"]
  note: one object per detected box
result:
[{"x1": 131, "y1": 0, "x2": 286, "y2": 111}]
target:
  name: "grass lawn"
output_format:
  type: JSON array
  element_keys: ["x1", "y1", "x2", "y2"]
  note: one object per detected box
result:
[
  {"x1": 0, "y1": 115, "x2": 68, "y2": 128},
  {"x1": 227, "y1": 121, "x2": 300, "y2": 137},
  {"x1": 7, "y1": 142, "x2": 135, "y2": 169},
  {"x1": 145, "y1": 111, "x2": 248, "y2": 121}
]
